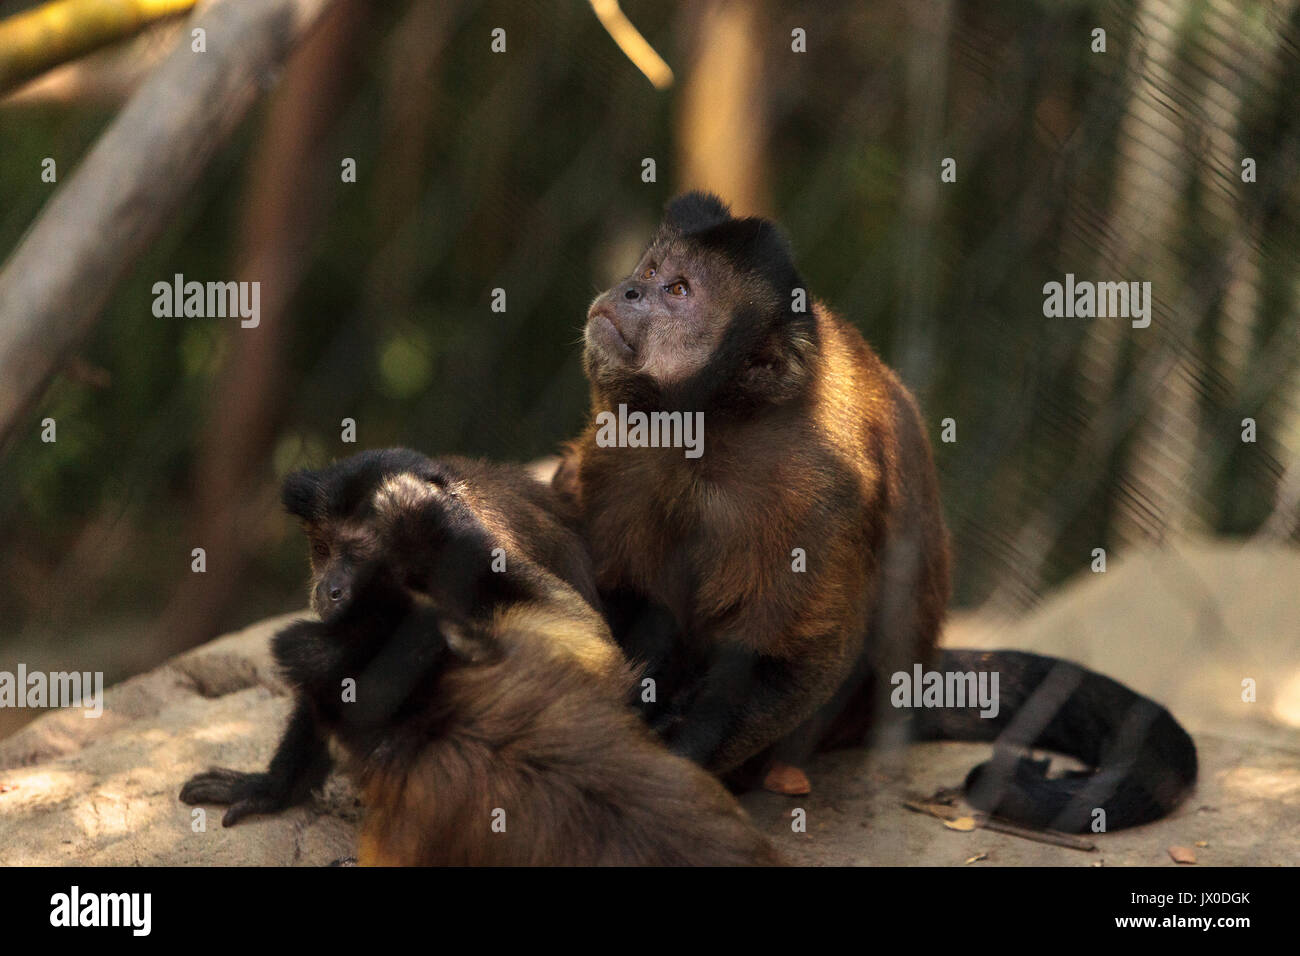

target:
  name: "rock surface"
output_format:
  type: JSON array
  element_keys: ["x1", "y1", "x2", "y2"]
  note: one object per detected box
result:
[
  {"x1": 0, "y1": 614, "x2": 358, "y2": 866},
  {"x1": 1, "y1": 540, "x2": 1296, "y2": 866}
]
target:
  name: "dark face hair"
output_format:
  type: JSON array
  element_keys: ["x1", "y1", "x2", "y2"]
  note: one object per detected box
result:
[
  {"x1": 282, "y1": 450, "x2": 529, "y2": 629},
  {"x1": 281, "y1": 447, "x2": 443, "y2": 523},
  {"x1": 282, "y1": 448, "x2": 447, "y2": 624},
  {"x1": 582, "y1": 191, "x2": 817, "y2": 412}
]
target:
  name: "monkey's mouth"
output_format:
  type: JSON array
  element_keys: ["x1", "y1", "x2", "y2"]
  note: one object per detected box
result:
[
  {"x1": 311, "y1": 590, "x2": 349, "y2": 624},
  {"x1": 311, "y1": 592, "x2": 335, "y2": 622},
  {"x1": 586, "y1": 309, "x2": 635, "y2": 362}
]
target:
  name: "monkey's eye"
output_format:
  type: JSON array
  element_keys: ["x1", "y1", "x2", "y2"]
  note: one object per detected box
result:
[
  {"x1": 312, "y1": 542, "x2": 329, "y2": 559},
  {"x1": 640, "y1": 266, "x2": 657, "y2": 280},
  {"x1": 665, "y1": 280, "x2": 689, "y2": 297}
]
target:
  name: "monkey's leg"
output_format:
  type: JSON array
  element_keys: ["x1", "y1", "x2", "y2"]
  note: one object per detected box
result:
[
  {"x1": 603, "y1": 588, "x2": 687, "y2": 725},
  {"x1": 664, "y1": 640, "x2": 844, "y2": 775},
  {"x1": 760, "y1": 646, "x2": 881, "y2": 793},
  {"x1": 179, "y1": 699, "x2": 331, "y2": 826}
]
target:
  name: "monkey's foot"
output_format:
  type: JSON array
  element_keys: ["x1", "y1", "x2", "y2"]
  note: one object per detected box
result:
[
  {"x1": 763, "y1": 762, "x2": 812, "y2": 795},
  {"x1": 179, "y1": 767, "x2": 294, "y2": 827}
]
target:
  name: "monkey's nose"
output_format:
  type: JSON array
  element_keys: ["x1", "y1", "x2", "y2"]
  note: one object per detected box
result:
[{"x1": 623, "y1": 286, "x2": 641, "y2": 301}]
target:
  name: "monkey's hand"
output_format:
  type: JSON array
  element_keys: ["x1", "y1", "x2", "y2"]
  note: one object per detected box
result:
[
  {"x1": 181, "y1": 700, "x2": 331, "y2": 826},
  {"x1": 370, "y1": 472, "x2": 454, "y2": 582},
  {"x1": 179, "y1": 768, "x2": 300, "y2": 826},
  {"x1": 372, "y1": 473, "x2": 442, "y2": 543},
  {"x1": 372, "y1": 471, "x2": 504, "y2": 601},
  {"x1": 663, "y1": 640, "x2": 838, "y2": 774},
  {"x1": 551, "y1": 445, "x2": 583, "y2": 507}
]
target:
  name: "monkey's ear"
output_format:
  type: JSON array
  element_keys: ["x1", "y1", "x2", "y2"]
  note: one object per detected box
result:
[
  {"x1": 282, "y1": 469, "x2": 322, "y2": 520},
  {"x1": 741, "y1": 324, "x2": 818, "y2": 402},
  {"x1": 663, "y1": 191, "x2": 732, "y2": 235}
]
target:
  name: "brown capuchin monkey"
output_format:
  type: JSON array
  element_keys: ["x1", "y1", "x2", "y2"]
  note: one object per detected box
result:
[
  {"x1": 181, "y1": 448, "x2": 781, "y2": 865},
  {"x1": 554, "y1": 192, "x2": 1197, "y2": 832}
]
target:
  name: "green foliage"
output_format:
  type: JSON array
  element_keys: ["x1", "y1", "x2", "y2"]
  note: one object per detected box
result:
[{"x1": 0, "y1": 0, "x2": 1295, "y2": 636}]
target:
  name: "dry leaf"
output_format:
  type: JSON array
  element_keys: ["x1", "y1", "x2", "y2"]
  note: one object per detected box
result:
[
  {"x1": 762, "y1": 763, "x2": 811, "y2": 795},
  {"x1": 944, "y1": 816, "x2": 977, "y2": 831},
  {"x1": 1169, "y1": 846, "x2": 1197, "y2": 864},
  {"x1": 1194, "y1": 841, "x2": 1209, "y2": 848},
  {"x1": 964, "y1": 852, "x2": 988, "y2": 864}
]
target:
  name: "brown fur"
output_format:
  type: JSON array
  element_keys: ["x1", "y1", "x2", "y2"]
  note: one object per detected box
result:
[
  {"x1": 331, "y1": 455, "x2": 782, "y2": 865},
  {"x1": 353, "y1": 608, "x2": 782, "y2": 866},
  {"x1": 181, "y1": 448, "x2": 782, "y2": 863},
  {"x1": 549, "y1": 196, "x2": 1197, "y2": 832},
  {"x1": 556, "y1": 195, "x2": 951, "y2": 776}
]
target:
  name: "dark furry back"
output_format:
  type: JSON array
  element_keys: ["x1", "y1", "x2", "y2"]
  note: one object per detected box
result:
[
  {"x1": 354, "y1": 627, "x2": 783, "y2": 866},
  {"x1": 278, "y1": 448, "x2": 781, "y2": 865}
]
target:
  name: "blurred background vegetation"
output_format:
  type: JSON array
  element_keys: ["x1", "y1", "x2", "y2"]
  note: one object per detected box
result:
[{"x1": 0, "y1": 0, "x2": 1296, "y2": 733}]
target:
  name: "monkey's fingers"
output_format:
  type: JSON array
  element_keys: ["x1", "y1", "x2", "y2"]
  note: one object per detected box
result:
[
  {"x1": 762, "y1": 762, "x2": 812, "y2": 795},
  {"x1": 221, "y1": 795, "x2": 287, "y2": 827},
  {"x1": 179, "y1": 767, "x2": 258, "y2": 805},
  {"x1": 373, "y1": 473, "x2": 441, "y2": 530}
]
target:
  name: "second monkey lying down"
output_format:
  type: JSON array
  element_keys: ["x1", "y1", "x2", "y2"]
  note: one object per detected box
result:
[{"x1": 180, "y1": 449, "x2": 780, "y2": 865}]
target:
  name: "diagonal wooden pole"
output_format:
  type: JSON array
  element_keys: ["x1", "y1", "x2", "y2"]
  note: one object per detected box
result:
[
  {"x1": 0, "y1": 0, "x2": 197, "y2": 96},
  {"x1": 0, "y1": 0, "x2": 335, "y2": 452}
]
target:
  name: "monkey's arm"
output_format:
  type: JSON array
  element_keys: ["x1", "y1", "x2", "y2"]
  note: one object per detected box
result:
[
  {"x1": 179, "y1": 698, "x2": 332, "y2": 826},
  {"x1": 373, "y1": 476, "x2": 494, "y2": 573},
  {"x1": 550, "y1": 443, "x2": 583, "y2": 510},
  {"x1": 662, "y1": 639, "x2": 843, "y2": 773}
]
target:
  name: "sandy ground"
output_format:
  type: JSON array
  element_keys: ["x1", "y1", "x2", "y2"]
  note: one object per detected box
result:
[
  {"x1": 0, "y1": 538, "x2": 1295, "y2": 865},
  {"x1": 740, "y1": 540, "x2": 1300, "y2": 865}
]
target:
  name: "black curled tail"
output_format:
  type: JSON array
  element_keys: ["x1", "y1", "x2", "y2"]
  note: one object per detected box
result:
[{"x1": 911, "y1": 649, "x2": 1198, "y2": 833}]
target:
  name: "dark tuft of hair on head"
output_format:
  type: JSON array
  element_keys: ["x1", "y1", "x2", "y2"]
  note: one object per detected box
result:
[
  {"x1": 662, "y1": 191, "x2": 733, "y2": 236},
  {"x1": 282, "y1": 469, "x2": 322, "y2": 520},
  {"x1": 691, "y1": 217, "x2": 802, "y2": 295},
  {"x1": 657, "y1": 192, "x2": 803, "y2": 302}
]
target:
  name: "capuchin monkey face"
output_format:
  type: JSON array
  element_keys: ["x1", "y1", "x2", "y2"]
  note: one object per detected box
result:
[
  {"x1": 584, "y1": 242, "x2": 738, "y2": 389},
  {"x1": 283, "y1": 449, "x2": 511, "y2": 625},
  {"x1": 581, "y1": 192, "x2": 810, "y2": 409},
  {"x1": 302, "y1": 522, "x2": 382, "y2": 623},
  {"x1": 281, "y1": 448, "x2": 436, "y2": 624}
]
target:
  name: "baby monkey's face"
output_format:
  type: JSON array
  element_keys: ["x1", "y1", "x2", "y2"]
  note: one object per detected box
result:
[
  {"x1": 302, "y1": 519, "x2": 385, "y2": 623},
  {"x1": 282, "y1": 450, "x2": 494, "y2": 625},
  {"x1": 281, "y1": 448, "x2": 452, "y2": 624}
]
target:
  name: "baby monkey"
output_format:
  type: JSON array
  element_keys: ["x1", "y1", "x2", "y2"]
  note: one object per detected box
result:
[{"x1": 180, "y1": 448, "x2": 779, "y2": 866}]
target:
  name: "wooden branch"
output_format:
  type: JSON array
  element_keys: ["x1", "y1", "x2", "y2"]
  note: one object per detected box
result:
[
  {"x1": 1, "y1": 18, "x2": 183, "y2": 107},
  {"x1": 589, "y1": 0, "x2": 673, "y2": 90},
  {"x1": 0, "y1": 0, "x2": 336, "y2": 451},
  {"x1": 903, "y1": 797, "x2": 1099, "y2": 852},
  {"x1": 0, "y1": 0, "x2": 196, "y2": 96},
  {"x1": 676, "y1": 0, "x2": 767, "y2": 215},
  {"x1": 153, "y1": 0, "x2": 370, "y2": 656}
]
